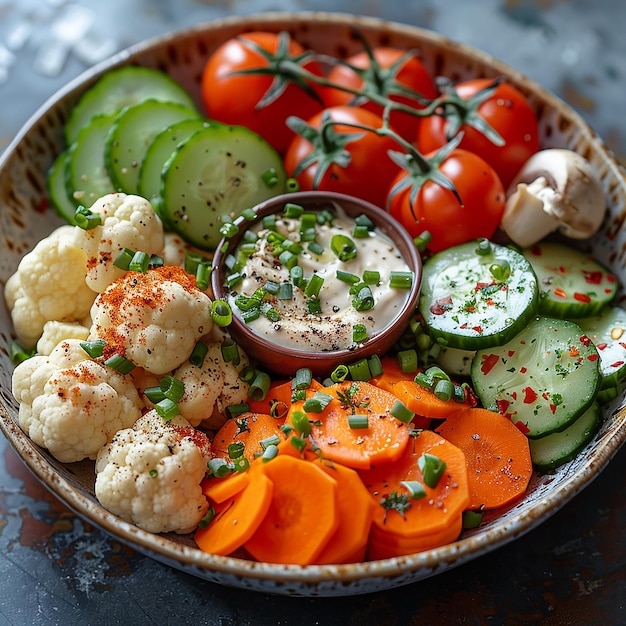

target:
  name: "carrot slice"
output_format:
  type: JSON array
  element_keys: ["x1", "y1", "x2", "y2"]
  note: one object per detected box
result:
[
  {"x1": 246, "y1": 380, "x2": 293, "y2": 417},
  {"x1": 370, "y1": 356, "x2": 420, "y2": 392},
  {"x1": 359, "y1": 429, "x2": 470, "y2": 537},
  {"x1": 194, "y1": 469, "x2": 273, "y2": 556},
  {"x1": 212, "y1": 411, "x2": 286, "y2": 463},
  {"x1": 285, "y1": 380, "x2": 411, "y2": 470},
  {"x1": 435, "y1": 407, "x2": 533, "y2": 510},
  {"x1": 244, "y1": 454, "x2": 339, "y2": 565},
  {"x1": 201, "y1": 471, "x2": 250, "y2": 504},
  {"x1": 313, "y1": 459, "x2": 375, "y2": 564},
  {"x1": 390, "y1": 379, "x2": 470, "y2": 420}
]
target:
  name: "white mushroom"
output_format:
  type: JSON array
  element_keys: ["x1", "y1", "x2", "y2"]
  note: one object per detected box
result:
[{"x1": 500, "y1": 148, "x2": 606, "y2": 247}]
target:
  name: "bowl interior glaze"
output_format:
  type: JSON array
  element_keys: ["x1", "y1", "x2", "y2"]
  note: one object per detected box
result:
[{"x1": 1, "y1": 11, "x2": 626, "y2": 597}]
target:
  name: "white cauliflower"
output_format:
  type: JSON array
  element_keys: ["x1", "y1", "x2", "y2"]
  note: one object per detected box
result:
[
  {"x1": 95, "y1": 410, "x2": 212, "y2": 534},
  {"x1": 36, "y1": 320, "x2": 90, "y2": 356},
  {"x1": 161, "y1": 232, "x2": 209, "y2": 269},
  {"x1": 160, "y1": 339, "x2": 251, "y2": 429},
  {"x1": 88, "y1": 265, "x2": 213, "y2": 375},
  {"x1": 11, "y1": 339, "x2": 143, "y2": 463},
  {"x1": 5, "y1": 225, "x2": 97, "y2": 348},
  {"x1": 77, "y1": 193, "x2": 164, "y2": 293}
]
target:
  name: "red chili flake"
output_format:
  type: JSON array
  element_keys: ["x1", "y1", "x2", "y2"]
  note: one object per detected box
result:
[
  {"x1": 460, "y1": 323, "x2": 468, "y2": 329},
  {"x1": 465, "y1": 306, "x2": 476, "y2": 313},
  {"x1": 530, "y1": 245, "x2": 542, "y2": 256},
  {"x1": 430, "y1": 296, "x2": 452, "y2": 315},
  {"x1": 579, "y1": 335, "x2": 591, "y2": 347},
  {"x1": 611, "y1": 361, "x2": 625, "y2": 368},
  {"x1": 606, "y1": 288, "x2": 615, "y2": 294},
  {"x1": 620, "y1": 342, "x2": 626, "y2": 350},
  {"x1": 569, "y1": 346, "x2": 579, "y2": 357},
  {"x1": 497, "y1": 398, "x2": 512, "y2": 413},
  {"x1": 480, "y1": 353, "x2": 499, "y2": 374},
  {"x1": 472, "y1": 325, "x2": 483, "y2": 334},
  {"x1": 474, "y1": 282, "x2": 491, "y2": 291},
  {"x1": 559, "y1": 266, "x2": 566, "y2": 274},
  {"x1": 574, "y1": 292, "x2": 591, "y2": 303},
  {"x1": 508, "y1": 350, "x2": 516, "y2": 357},
  {"x1": 596, "y1": 343, "x2": 608, "y2": 351},
  {"x1": 549, "y1": 404, "x2": 557, "y2": 414},
  {"x1": 582, "y1": 270, "x2": 603, "y2": 284},
  {"x1": 520, "y1": 367, "x2": 527, "y2": 374},
  {"x1": 514, "y1": 420, "x2": 531, "y2": 435},
  {"x1": 486, "y1": 298, "x2": 495, "y2": 306},
  {"x1": 511, "y1": 391, "x2": 518, "y2": 400},
  {"x1": 607, "y1": 274, "x2": 617, "y2": 283},
  {"x1": 554, "y1": 287, "x2": 567, "y2": 299},
  {"x1": 542, "y1": 392, "x2": 550, "y2": 401},
  {"x1": 522, "y1": 387, "x2": 538, "y2": 404},
  {"x1": 588, "y1": 354, "x2": 599, "y2": 362}
]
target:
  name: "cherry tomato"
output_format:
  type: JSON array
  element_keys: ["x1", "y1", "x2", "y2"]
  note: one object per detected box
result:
[
  {"x1": 388, "y1": 148, "x2": 506, "y2": 253},
  {"x1": 201, "y1": 31, "x2": 325, "y2": 153},
  {"x1": 322, "y1": 47, "x2": 438, "y2": 141},
  {"x1": 283, "y1": 106, "x2": 401, "y2": 208},
  {"x1": 417, "y1": 78, "x2": 540, "y2": 187}
]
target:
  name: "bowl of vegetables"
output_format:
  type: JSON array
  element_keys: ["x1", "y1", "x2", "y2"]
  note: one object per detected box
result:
[{"x1": 1, "y1": 11, "x2": 626, "y2": 597}]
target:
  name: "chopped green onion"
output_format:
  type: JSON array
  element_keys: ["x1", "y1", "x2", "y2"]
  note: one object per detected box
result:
[
  {"x1": 243, "y1": 307, "x2": 260, "y2": 323},
  {"x1": 290, "y1": 411, "x2": 311, "y2": 436},
  {"x1": 389, "y1": 270, "x2": 414, "y2": 289},
  {"x1": 352, "y1": 323, "x2": 368, "y2": 343},
  {"x1": 208, "y1": 458, "x2": 232, "y2": 478},
  {"x1": 195, "y1": 262, "x2": 211, "y2": 291},
  {"x1": 129, "y1": 250, "x2": 150, "y2": 273},
  {"x1": 239, "y1": 365, "x2": 257, "y2": 383},
  {"x1": 263, "y1": 214, "x2": 277, "y2": 230},
  {"x1": 463, "y1": 509, "x2": 484, "y2": 529},
  {"x1": 336, "y1": 270, "x2": 360, "y2": 284},
  {"x1": 352, "y1": 224, "x2": 371, "y2": 238},
  {"x1": 144, "y1": 386, "x2": 166, "y2": 403},
  {"x1": 10, "y1": 341, "x2": 36, "y2": 365},
  {"x1": 80, "y1": 339, "x2": 107, "y2": 359},
  {"x1": 362, "y1": 270, "x2": 380, "y2": 285},
  {"x1": 260, "y1": 301, "x2": 280, "y2": 322},
  {"x1": 260, "y1": 435, "x2": 281, "y2": 450},
  {"x1": 74, "y1": 205, "x2": 102, "y2": 230},
  {"x1": 279, "y1": 249, "x2": 298, "y2": 269},
  {"x1": 219, "y1": 221, "x2": 239, "y2": 239},
  {"x1": 211, "y1": 300, "x2": 233, "y2": 327},
  {"x1": 331, "y1": 234, "x2": 357, "y2": 262},
  {"x1": 264, "y1": 280, "x2": 280, "y2": 295},
  {"x1": 283, "y1": 202, "x2": 303, "y2": 218},
  {"x1": 418, "y1": 453, "x2": 447, "y2": 488},
  {"x1": 277, "y1": 283, "x2": 293, "y2": 300},
  {"x1": 397, "y1": 349, "x2": 418, "y2": 373},
  {"x1": 285, "y1": 177, "x2": 300, "y2": 192},
  {"x1": 155, "y1": 397, "x2": 179, "y2": 422},
  {"x1": 490, "y1": 259, "x2": 511, "y2": 282},
  {"x1": 307, "y1": 298, "x2": 322, "y2": 315},
  {"x1": 304, "y1": 273, "x2": 324, "y2": 298},
  {"x1": 241, "y1": 208, "x2": 257, "y2": 221},
  {"x1": 307, "y1": 241, "x2": 324, "y2": 255},
  {"x1": 290, "y1": 265, "x2": 304, "y2": 286},
  {"x1": 354, "y1": 213, "x2": 375, "y2": 230},
  {"x1": 303, "y1": 392, "x2": 334, "y2": 413},
  {"x1": 330, "y1": 364, "x2": 349, "y2": 383},
  {"x1": 233, "y1": 456, "x2": 250, "y2": 472},
  {"x1": 290, "y1": 435, "x2": 307, "y2": 452},
  {"x1": 348, "y1": 358, "x2": 371, "y2": 381},
  {"x1": 475, "y1": 238, "x2": 492, "y2": 256},
  {"x1": 234, "y1": 294, "x2": 259, "y2": 312},
  {"x1": 160, "y1": 375, "x2": 185, "y2": 402},
  {"x1": 198, "y1": 506, "x2": 216, "y2": 528},
  {"x1": 414, "y1": 230, "x2": 432, "y2": 252},
  {"x1": 103, "y1": 353, "x2": 135, "y2": 374},
  {"x1": 348, "y1": 414, "x2": 369, "y2": 429},
  {"x1": 228, "y1": 442, "x2": 245, "y2": 459},
  {"x1": 149, "y1": 254, "x2": 164, "y2": 269},
  {"x1": 221, "y1": 339, "x2": 240, "y2": 365},
  {"x1": 352, "y1": 285, "x2": 374, "y2": 311},
  {"x1": 433, "y1": 378, "x2": 454, "y2": 402},
  {"x1": 226, "y1": 403, "x2": 250, "y2": 418},
  {"x1": 261, "y1": 167, "x2": 279, "y2": 187},
  {"x1": 189, "y1": 340, "x2": 208, "y2": 367},
  {"x1": 401, "y1": 480, "x2": 427, "y2": 500},
  {"x1": 261, "y1": 444, "x2": 279, "y2": 462},
  {"x1": 248, "y1": 370, "x2": 271, "y2": 401},
  {"x1": 149, "y1": 469, "x2": 158, "y2": 478},
  {"x1": 368, "y1": 354, "x2": 383, "y2": 378},
  {"x1": 390, "y1": 400, "x2": 415, "y2": 424},
  {"x1": 113, "y1": 248, "x2": 135, "y2": 271},
  {"x1": 293, "y1": 368, "x2": 313, "y2": 390},
  {"x1": 225, "y1": 272, "x2": 243, "y2": 288}
]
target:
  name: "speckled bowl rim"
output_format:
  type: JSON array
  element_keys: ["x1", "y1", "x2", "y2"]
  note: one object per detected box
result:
[{"x1": 1, "y1": 11, "x2": 626, "y2": 597}]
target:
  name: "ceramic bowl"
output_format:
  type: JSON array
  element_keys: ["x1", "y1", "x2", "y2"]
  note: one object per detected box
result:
[
  {"x1": 211, "y1": 190, "x2": 422, "y2": 377},
  {"x1": 1, "y1": 11, "x2": 626, "y2": 597}
]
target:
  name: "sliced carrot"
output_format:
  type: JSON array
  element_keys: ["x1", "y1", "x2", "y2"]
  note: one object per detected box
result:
[
  {"x1": 194, "y1": 469, "x2": 273, "y2": 556},
  {"x1": 370, "y1": 355, "x2": 420, "y2": 393},
  {"x1": 359, "y1": 429, "x2": 470, "y2": 537},
  {"x1": 246, "y1": 379, "x2": 293, "y2": 417},
  {"x1": 200, "y1": 471, "x2": 250, "y2": 504},
  {"x1": 212, "y1": 411, "x2": 286, "y2": 463},
  {"x1": 286, "y1": 380, "x2": 411, "y2": 470},
  {"x1": 390, "y1": 379, "x2": 470, "y2": 420},
  {"x1": 313, "y1": 459, "x2": 375, "y2": 564},
  {"x1": 244, "y1": 454, "x2": 339, "y2": 565},
  {"x1": 435, "y1": 407, "x2": 533, "y2": 510}
]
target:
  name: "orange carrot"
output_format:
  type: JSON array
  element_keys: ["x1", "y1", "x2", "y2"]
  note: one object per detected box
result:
[
  {"x1": 313, "y1": 459, "x2": 375, "y2": 564},
  {"x1": 359, "y1": 429, "x2": 470, "y2": 542},
  {"x1": 194, "y1": 469, "x2": 273, "y2": 556},
  {"x1": 435, "y1": 407, "x2": 533, "y2": 510},
  {"x1": 212, "y1": 411, "x2": 286, "y2": 464},
  {"x1": 286, "y1": 380, "x2": 411, "y2": 470},
  {"x1": 370, "y1": 356, "x2": 420, "y2": 393},
  {"x1": 200, "y1": 470, "x2": 250, "y2": 504},
  {"x1": 246, "y1": 380, "x2": 293, "y2": 417},
  {"x1": 390, "y1": 379, "x2": 470, "y2": 420},
  {"x1": 244, "y1": 454, "x2": 339, "y2": 565}
]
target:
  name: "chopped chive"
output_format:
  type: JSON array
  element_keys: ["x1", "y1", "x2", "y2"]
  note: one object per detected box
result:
[
  {"x1": 261, "y1": 443, "x2": 279, "y2": 462},
  {"x1": 283, "y1": 202, "x2": 303, "y2": 218},
  {"x1": 336, "y1": 270, "x2": 360, "y2": 285},
  {"x1": 80, "y1": 339, "x2": 107, "y2": 358},
  {"x1": 221, "y1": 339, "x2": 240, "y2": 365},
  {"x1": 264, "y1": 280, "x2": 280, "y2": 295},
  {"x1": 433, "y1": 378, "x2": 454, "y2": 402},
  {"x1": 401, "y1": 480, "x2": 427, "y2": 500},
  {"x1": 260, "y1": 435, "x2": 281, "y2": 450},
  {"x1": 290, "y1": 265, "x2": 304, "y2": 287},
  {"x1": 277, "y1": 283, "x2": 293, "y2": 300},
  {"x1": 331, "y1": 234, "x2": 357, "y2": 262},
  {"x1": 300, "y1": 228, "x2": 316, "y2": 243},
  {"x1": 348, "y1": 414, "x2": 369, "y2": 429},
  {"x1": 225, "y1": 272, "x2": 243, "y2": 288},
  {"x1": 299, "y1": 212, "x2": 317, "y2": 231},
  {"x1": 348, "y1": 358, "x2": 371, "y2": 381},
  {"x1": 290, "y1": 411, "x2": 311, "y2": 436},
  {"x1": 414, "y1": 230, "x2": 432, "y2": 253},
  {"x1": 418, "y1": 453, "x2": 447, "y2": 488},
  {"x1": 290, "y1": 435, "x2": 307, "y2": 452},
  {"x1": 219, "y1": 221, "x2": 239, "y2": 239},
  {"x1": 103, "y1": 353, "x2": 135, "y2": 374},
  {"x1": 189, "y1": 340, "x2": 208, "y2": 367},
  {"x1": 286, "y1": 177, "x2": 300, "y2": 192},
  {"x1": 352, "y1": 285, "x2": 374, "y2": 311},
  {"x1": 248, "y1": 370, "x2": 271, "y2": 401},
  {"x1": 263, "y1": 214, "x2": 277, "y2": 230},
  {"x1": 261, "y1": 167, "x2": 279, "y2": 187},
  {"x1": 355, "y1": 213, "x2": 375, "y2": 230},
  {"x1": 307, "y1": 298, "x2": 322, "y2": 315},
  {"x1": 279, "y1": 249, "x2": 298, "y2": 270},
  {"x1": 368, "y1": 354, "x2": 383, "y2": 378},
  {"x1": 362, "y1": 270, "x2": 380, "y2": 285},
  {"x1": 303, "y1": 391, "x2": 334, "y2": 413},
  {"x1": 239, "y1": 365, "x2": 257, "y2": 383},
  {"x1": 352, "y1": 224, "x2": 371, "y2": 238},
  {"x1": 226, "y1": 403, "x2": 250, "y2": 418},
  {"x1": 228, "y1": 442, "x2": 245, "y2": 459},
  {"x1": 304, "y1": 273, "x2": 324, "y2": 298},
  {"x1": 241, "y1": 208, "x2": 257, "y2": 221},
  {"x1": 352, "y1": 323, "x2": 368, "y2": 343},
  {"x1": 260, "y1": 301, "x2": 280, "y2": 322},
  {"x1": 208, "y1": 458, "x2": 232, "y2": 478},
  {"x1": 211, "y1": 300, "x2": 233, "y2": 327},
  {"x1": 129, "y1": 251, "x2": 150, "y2": 273},
  {"x1": 160, "y1": 375, "x2": 185, "y2": 402},
  {"x1": 390, "y1": 400, "x2": 415, "y2": 424},
  {"x1": 10, "y1": 341, "x2": 36, "y2": 365},
  {"x1": 463, "y1": 509, "x2": 484, "y2": 529},
  {"x1": 293, "y1": 368, "x2": 313, "y2": 390},
  {"x1": 144, "y1": 385, "x2": 166, "y2": 404},
  {"x1": 195, "y1": 262, "x2": 211, "y2": 290},
  {"x1": 74, "y1": 205, "x2": 102, "y2": 230},
  {"x1": 307, "y1": 241, "x2": 324, "y2": 255},
  {"x1": 389, "y1": 270, "x2": 414, "y2": 289},
  {"x1": 490, "y1": 259, "x2": 511, "y2": 282},
  {"x1": 233, "y1": 456, "x2": 250, "y2": 472},
  {"x1": 475, "y1": 238, "x2": 492, "y2": 256},
  {"x1": 330, "y1": 364, "x2": 349, "y2": 383},
  {"x1": 155, "y1": 397, "x2": 178, "y2": 422},
  {"x1": 243, "y1": 308, "x2": 261, "y2": 323},
  {"x1": 113, "y1": 248, "x2": 134, "y2": 270},
  {"x1": 234, "y1": 294, "x2": 259, "y2": 312},
  {"x1": 397, "y1": 349, "x2": 418, "y2": 373}
]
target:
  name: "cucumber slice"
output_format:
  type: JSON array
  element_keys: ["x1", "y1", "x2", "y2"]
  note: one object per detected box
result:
[
  {"x1": 434, "y1": 345, "x2": 476, "y2": 377},
  {"x1": 47, "y1": 149, "x2": 76, "y2": 223},
  {"x1": 105, "y1": 99, "x2": 201, "y2": 195},
  {"x1": 529, "y1": 403, "x2": 601, "y2": 471},
  {"x1": 577, "y1": 305, "x2": 626, "y2": 389},
  {"x1": 523, "y1": 241, "x2": 618, "y2": 318},
  {"x1": 159, "y1": 124, "x2": 287, "y2": 250},
  {"x1": 66, "y1": 112, "x2": 117, "y2": 208},
  {"x1": 138, "y1": 118, "x2": 213, "y2": 206},
  {"x1": 66, "y1": 66, "x2": 197, "y2": 145},
  {"x1": 471, "y1": 316, "x2": 601, "y2": 439},
  {"x1": 419, "y1": 239, "x2": 539, "y2": 350}
]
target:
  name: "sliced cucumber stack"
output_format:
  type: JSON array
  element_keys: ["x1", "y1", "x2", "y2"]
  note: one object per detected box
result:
[
  {"x1": 105, "y1": 99, "x2": 201, "y2": 195},
  {"x1": 159, "y1": 124, "x2": 287, "y2": 250},
  {"x1": 419, "y1": 239, "x2": 539, "y2": 350},
  {"x1": 47, "y1": 149, "x2": 76, "y2": 223},
  {"x1": 471, "y1": 316, "x2": 601, "y2": 439},
  {"x1": 66, "y1": 66, "x2": 198, "y2": 144},
  {"x1": 523, "y1": 241, "x2": 618, "y2": 318}
]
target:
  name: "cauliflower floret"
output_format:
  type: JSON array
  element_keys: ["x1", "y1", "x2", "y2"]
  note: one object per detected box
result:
[
  {"x1": 147, "y1": 339, "x2": 251, "y2": 429},
  {"x1": 89, "y1": 265, "x2": 213, "y2": 375},
  {"x1": 5, "y1": 225, "x2": 97, "y2": 348},
  {"x1": 11, "y1": 339, "x2": 143, "y2": 463},
  {"x1": 161, "y1": 232, "x2": 208, "y2": 268},
  {"x1": 95, "y1": 411, "x2": 212, "y2": 534},
  {"x1": 77, "y1": 193, "x2": 164, "y2": 293},
  {"x1": 36, "y1": 320, "x2": 90, "y2": 356}
]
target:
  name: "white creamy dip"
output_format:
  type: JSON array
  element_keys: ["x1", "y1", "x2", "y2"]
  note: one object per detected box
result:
[{"x1": 227, "y1": 204, "x2": 413, "y2": 352}]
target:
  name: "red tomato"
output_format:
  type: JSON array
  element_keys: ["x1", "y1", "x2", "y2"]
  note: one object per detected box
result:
[
  {"x1": 283, "y1": 106, "x2": 401, "y2": 208},
  {"x1": 417, "y1": 78, "x2": 540, "y2": 187},
  {"x1": 388, "y1": 148, "x2": 506, "y2": 253},
  {"x1": 201, "y1": 32, "x2": 325, "y2": 153},
  {"x1": 322, "y1": 47, "x2": 438, "y2": 141}
]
